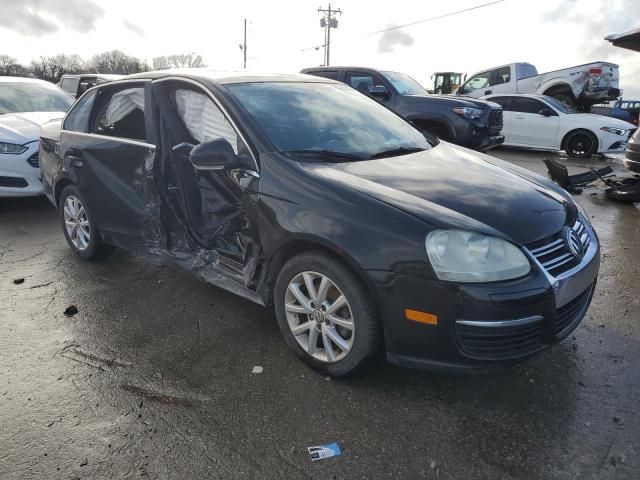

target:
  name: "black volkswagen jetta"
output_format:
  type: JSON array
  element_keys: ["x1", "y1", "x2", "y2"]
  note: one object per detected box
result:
[{"x1": 39, "y1": 71, "x2": 600, "y2": 376}]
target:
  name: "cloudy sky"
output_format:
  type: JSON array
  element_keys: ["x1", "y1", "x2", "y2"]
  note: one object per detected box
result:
[{"x1": 1, "y1": 0, "x2": 638, "y2": 95}]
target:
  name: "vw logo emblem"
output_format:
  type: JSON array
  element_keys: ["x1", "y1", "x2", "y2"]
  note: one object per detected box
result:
[
  {"x1": 312, "y1": 309, "x2": 325, "y2": 323},
  {"x1": 566, "y1": 228, "x2": 584, "y2": 259}
]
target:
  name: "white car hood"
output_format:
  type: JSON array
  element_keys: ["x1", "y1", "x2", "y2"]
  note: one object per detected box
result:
[
  {"x1": 0, "y1": 111, "x2": 66, "y2": 145},
  {"x1": 572, "y1": 113, "x2": 635, "y2": 129}
]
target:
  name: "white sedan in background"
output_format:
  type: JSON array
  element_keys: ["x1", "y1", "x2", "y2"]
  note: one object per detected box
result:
[
  {"x1": 1, "y1": 77, "x2": 73, "y2": 197},
  {"x1": 482, "y1": 93, "x2": 636, "y2": 157}
]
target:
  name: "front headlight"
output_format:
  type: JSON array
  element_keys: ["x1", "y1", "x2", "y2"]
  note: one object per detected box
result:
[
  {"x1": 0, "y1": 142, "x2": 28, "y2": 154},
  {"x1": 426, "y1": 230, "x2": 530, "y2": 283},
  {"x1": 600, "y1": 126, "x2": 626, "y2": 136},
  {"x1": 452, "y1": 107, "x2": 483, "y2": 120}
]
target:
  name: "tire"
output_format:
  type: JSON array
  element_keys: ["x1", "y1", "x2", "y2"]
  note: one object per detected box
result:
[
  {"x1": 59, "y1": 185, "x2": 115, "y2": 260},
  {"x1": 564, "y1": 129, "x2": 598, "y2": 158},
  {"x1": 274, "y1": 252, "x2": 381, "y2": 376}
]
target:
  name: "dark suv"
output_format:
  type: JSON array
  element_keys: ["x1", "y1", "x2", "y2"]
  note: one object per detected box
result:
[{"x1": 301, "y1": 66, "x2": 504, "y2": 151}]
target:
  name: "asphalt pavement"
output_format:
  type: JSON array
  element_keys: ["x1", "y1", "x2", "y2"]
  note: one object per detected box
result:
[{"x1": 1, "y1": 148, "x2": 638, "y2": 479}]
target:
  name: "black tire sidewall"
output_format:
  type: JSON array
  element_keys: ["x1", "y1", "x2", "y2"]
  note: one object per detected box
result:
[
  {"x1": 59, "y1": 185, "x2": 102, "y2": 260},
  {"x1": 274, "y1": 252, "x2": 380, "y2": 377},
  {"x1": 565, "y1": 130, "x2": 597, "y2": 158}
]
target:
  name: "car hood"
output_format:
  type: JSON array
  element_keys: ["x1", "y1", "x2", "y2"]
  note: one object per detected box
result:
[
  {"x1": 0, "y1": 111, "x2": 66, "y2": 144},
  {"x1": 404, "y1": 93, "x2": 498, "y2": 109},
  {"x1": 302, "y1": 143, "x2": 576, "y2": 245},
  {"x1": 571, "y1": 113, "x2": 635, "y2": 129}
]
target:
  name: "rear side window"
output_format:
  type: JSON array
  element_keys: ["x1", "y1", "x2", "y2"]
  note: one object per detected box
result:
[
  {"x1": 344, "y1": 72, "x2": 386, "y2": 94},
  {"x1": 488, "y1": 96, "x2": 512, "y2": 111},
  {"x1": 60, "y1": 77, "x2": 77, "y2": 94},
  {"x1": 174, "y1": 88, "x2": 239, "y2": 153},
  {"x1": 307, "y1": 70, "x2": 339, "y2": 80},
  {"x1": 92, "y1": 87, "x2": 146, "y2": 141},
  {"x1": 511, "y1": 97, "x2": 546, "y2": 114},
  {"x1": 63, "y1": 90, "x2": 97, "y2": 132}
]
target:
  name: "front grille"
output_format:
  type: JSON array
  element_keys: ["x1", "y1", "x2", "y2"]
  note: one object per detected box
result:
[
  {"x1": 555, "y1": 284, "x2": 594, "y2": 336},
  {"x1": 488, "y1": 108, "x2": 503, "y2": 133},
  {"x1": 456, "y1": 319, "x2": 545, "y2": 360},
  {"x1": 0, "y1": 176, "x2": 28, "y2": 188},
  {"x1": 27, "y1": 152, "x2": 39, "y2": 168},
  {"x1": 527, "y1": 218, "x2": 591, "y2": 277}
]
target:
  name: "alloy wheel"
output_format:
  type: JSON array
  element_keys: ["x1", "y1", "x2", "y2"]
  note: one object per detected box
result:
[
  {"x1": 567, "y1": 133, "x2": 594, "y2": 156},
  {"x1": 63, "y1": 195, "x2": 91, "y2": 251},
  {"x1": 284, "y1": 271, "x2": 355, "y2": 363}
]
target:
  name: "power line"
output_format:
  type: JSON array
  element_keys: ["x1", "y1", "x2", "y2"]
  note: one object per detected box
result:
[
  {"x1": 367, "y1": 0, "x2": 505, "y2": 35},
  {"x1": 299, "y1": 0, "x2": 505, "y2": 53}
]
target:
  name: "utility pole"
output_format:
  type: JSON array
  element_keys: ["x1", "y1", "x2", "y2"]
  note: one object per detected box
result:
[
  {"x1": 318, "y1": 4, "x2": 342, "y2": 66},
  {"x1": 239, "y1": 18, "x2": 247, "y2": 69}
]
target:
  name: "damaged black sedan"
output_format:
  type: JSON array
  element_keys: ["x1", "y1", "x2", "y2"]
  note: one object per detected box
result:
[{"x1": 39, "y1": 71, "x2": 600, "y2": 376}]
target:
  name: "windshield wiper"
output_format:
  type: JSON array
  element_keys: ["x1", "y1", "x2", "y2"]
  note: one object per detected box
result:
[
  {"x1": 369, "y1": 146, "x2": 426, "y2": 159},
  {"x1": 282, "y1": 149, "x2": 366, "y2": 162}
]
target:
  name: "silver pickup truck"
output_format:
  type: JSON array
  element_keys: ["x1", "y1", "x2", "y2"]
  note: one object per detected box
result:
[{"x1": 457, "y1": 62, "x2": 620, "y2": 112}]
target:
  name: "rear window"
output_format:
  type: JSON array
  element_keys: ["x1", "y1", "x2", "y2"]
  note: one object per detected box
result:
[{"x1": 307, "y1": 70, "x2": 339, "y2": 80}]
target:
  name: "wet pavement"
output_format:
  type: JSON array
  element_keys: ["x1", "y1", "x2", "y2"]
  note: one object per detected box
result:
[{"x1": 1, "y1": 149, "x2": 638, "y2": 480}]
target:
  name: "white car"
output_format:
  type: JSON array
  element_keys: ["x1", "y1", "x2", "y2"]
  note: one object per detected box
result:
[
  {"x1": 1, "y1": 77, "x2": 73, "y2": 197},
  {"x1": 482, "y1": 93, "x2": 636, "y2": 157}
]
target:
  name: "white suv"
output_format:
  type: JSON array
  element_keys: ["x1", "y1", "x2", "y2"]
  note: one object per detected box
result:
[{"x1": 0, "y1": 77, "x2": 73, "y2": 197}]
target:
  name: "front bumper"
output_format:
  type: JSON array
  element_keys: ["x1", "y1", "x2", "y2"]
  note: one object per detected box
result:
[
  {"x1": 367, "y1": 219, "x2": 600, "y2": 371},
  {"x1": 0, "y1": 141, "x2": 44, "y2": 197}
]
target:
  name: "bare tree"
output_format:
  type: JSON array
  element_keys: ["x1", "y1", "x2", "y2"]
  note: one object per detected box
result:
[
  {"x1": 0, "y1": 54, "x2": 31, "y2": 77},
  {"x1": 30, "y1": 54, "x2": 85, "y2": 83},
  {"x1": 151, "y1": 53, "x2": 206, "y2": 70},
  {"x1": 87, "y1": 50, "x2": 148, "y2": 75}
]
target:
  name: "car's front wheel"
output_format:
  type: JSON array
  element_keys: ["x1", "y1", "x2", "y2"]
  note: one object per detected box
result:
[
  {"x1": 59, "y1": 185, "x2": 115, "y2": 260},
  {"x1": 274, "y1": 252, "x2": 381, "y2": 376},
  {"x1": 564, "y1": 129, "x2": 598, "y2": 157}
]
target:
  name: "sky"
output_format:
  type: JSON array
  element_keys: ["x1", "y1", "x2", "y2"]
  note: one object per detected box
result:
[{"x1": 1, "y1": 0, "x2": 639, "y2": 96}]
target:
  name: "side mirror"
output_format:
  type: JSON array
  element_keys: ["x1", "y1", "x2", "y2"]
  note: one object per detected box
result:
[
  {"x1": 368, "y1": 85, "x2": 390, "y2": 99},
  {"x1": 189, "y1": 138, "x2": 253, "y2": 171},
  {"x1": 539, "y1": 108, "x2": 554, "y2": 117}
]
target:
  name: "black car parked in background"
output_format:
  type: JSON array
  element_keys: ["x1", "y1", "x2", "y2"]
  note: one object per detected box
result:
[
  {"x1": 40, "y1": 71, "x2": 598, "y2": 376},
  {"x1": 301, "y1": 66, "x2": 505, "y2": 151}
]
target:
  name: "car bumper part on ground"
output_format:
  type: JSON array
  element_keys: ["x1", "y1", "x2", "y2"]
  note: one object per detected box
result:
[
  {"x1": 0, "y1": 142, "x2": 44, "y2": 197},
  {"x1": 369, "y1": 217, "x2": 600, "y2": 372}
]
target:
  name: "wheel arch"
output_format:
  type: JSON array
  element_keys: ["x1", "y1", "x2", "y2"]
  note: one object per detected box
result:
[
  {"x1": 260, "y1": 236, "x2": 382, "y2": 314},
  {"x1": 53, "y1": 177, "x2": 75, "y2": 210},
  {"x1": 407, "y1": 116, "x2": 454, "y2": 141}
]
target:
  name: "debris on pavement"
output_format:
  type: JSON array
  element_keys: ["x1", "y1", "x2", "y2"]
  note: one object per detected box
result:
[
  {"x1": 251, "y1": 366, "x2": 263, "y2": 374},
  {"x1": 308, "y1": 442, "x2": 342, "y2": 461},
  {"x1": 544, "y1": 158, "x2": 613, "y2": 193},
  {"x1": 12, "y1": 278, "x2": 24, "y2": 284},
  {"x1": 64, "y1": 305, "x2": 79, "y2": 317}
]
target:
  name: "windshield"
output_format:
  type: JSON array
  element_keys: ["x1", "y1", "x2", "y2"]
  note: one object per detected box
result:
[
  {"x1": 227, "y1": 82, "x2": 430, "y2": 160},
  {"x1": 0, "y1": 82, "x2": 73, "y2": 114},
  {"x1": 543, "y1": 95, "x2": 578, "y2": 114},
  {"x1": 381, "y1": 71, "x2": 427, "y2": 96}
]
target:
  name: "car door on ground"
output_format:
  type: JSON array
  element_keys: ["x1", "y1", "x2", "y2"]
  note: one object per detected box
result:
[
  {"x1": 507, "y1": 96, "x2": 560, "y2": 147},
  {"x1": 150, "y1": 79, "x2": 259, "y2": 278},
  {"x1": 343, "y1": 71, "x2": 394, "y2": 109},
  {"x1": 60, "y1": 82, "x2": 160, "y2": 248}
]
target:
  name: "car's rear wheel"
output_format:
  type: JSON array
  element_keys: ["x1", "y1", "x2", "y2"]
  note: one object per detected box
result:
[
  {"x1": 274, "y1": 252, "x2": 381, "y2": 376},
  {"x1": 59, "y1": 185, "x2": 115, "y2": 260},
  {"x1": 564, "y1": 130, "x2": 598, "y2": 157}
]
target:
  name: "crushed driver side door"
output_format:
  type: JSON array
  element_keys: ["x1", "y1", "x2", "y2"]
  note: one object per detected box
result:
[{"x1": 149, "y1": 78, "x2": 262, "y2": 303}]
